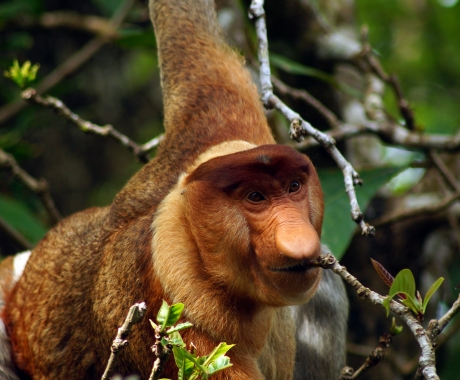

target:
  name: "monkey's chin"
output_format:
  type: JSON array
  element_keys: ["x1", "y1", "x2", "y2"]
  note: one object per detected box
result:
[{"x1": 263, "y1": 266, "x2": 322, "y2": 306}]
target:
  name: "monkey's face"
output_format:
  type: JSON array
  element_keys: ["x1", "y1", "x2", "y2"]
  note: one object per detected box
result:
[{"x1": 184, "y1": 144, "x2": 324, "y2": 306}]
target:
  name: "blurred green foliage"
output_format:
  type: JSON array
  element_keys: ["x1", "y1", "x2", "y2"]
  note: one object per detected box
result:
[
  {"x1": 320, "y1": 166, "x2": 402, "y2": 258},
  {"x1": 356, "y1": 0, "x2": 460, "y2": 135}
]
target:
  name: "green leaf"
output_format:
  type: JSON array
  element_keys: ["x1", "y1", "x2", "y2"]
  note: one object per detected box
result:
[
  {"x1": 156, "y1": 300, "x2": 170, "y2": 330},
  {"x1": 202, "y1": 343, "x2": 235, "y2": 368},
  {"x1": 207, "y1": 355, "x2": 233, "y2": 375},
  {"x1": 320, "y1": 167, "x2": 402, "y2": 259},
  {"x1": 168, "y1": 331, "x2": 186, "y2": 347},
  {"x1": 390, "y1": 269, "x2": 416, "y2": 301},
  {"x1": 149, "y1": 319, "x2": 158, "y2": 330},
  {"x1": 4, "y1": 60, "x2": 39, "y2": 88},
  {"x1": 422, "y1": 277, "x2": 444, "y2": 313},
  {"x1": 0, "y1": 195, "x2": 47, "y2": 244},
  {"x1": 382, "y1": 269, "x2": 421, "y2": 316},
  {"x1": 400, "y1": 296, "x2": 421, "y2": 314},
  {"x1": 166, "y1": 303, "x2": 185, "y2": 327},
  {"x1": 390, "y1": 318, "x2": 403, "y2": 336},
  {"x1": 166, "y1": 322, "x2": 193, "y2": 334},
  {"x1": 172, "y1": 347, "x2": 196, "y2": 380}
]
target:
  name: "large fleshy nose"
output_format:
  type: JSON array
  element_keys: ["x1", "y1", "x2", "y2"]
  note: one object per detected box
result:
[{"x1": 274, "y1": 210, "x2": 321, "y2": 262}]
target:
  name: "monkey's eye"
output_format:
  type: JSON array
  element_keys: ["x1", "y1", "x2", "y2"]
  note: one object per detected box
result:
[
  {"x1": 289, "y1": 181, "x2": 301, "y2": 193},
  {"x1": 247, "y1": 191, "x2": 265, "y2": 202}
]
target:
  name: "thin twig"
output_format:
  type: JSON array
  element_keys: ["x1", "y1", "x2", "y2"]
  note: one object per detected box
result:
[
  {"x1": 271, "y1": 76, "x2": 340, "y2": 128},
  {"x1": 0, "y1": 216, "x2": 33, "y2": 250},
  {"x1": 427, "y1": 293, "x2": 460, "y2": 342},
  {"x1": 292, "y1": 119, "x2": 460, "y2": 151},
  {"x1": 429, "y1": 152, "x2": 460, "y2": 192},
  {"x1": 0, "y1": 0, "x2": 135, "y2": 125},
  {"x1": 372, "y1": 189, "x2": 460, "y2": 227},
  {"x1": 0, "y1": 148, "x2": 61, "y2": 224},
  {"x1": 101, "y1": 302, "x2": 147, "y2": 380},
  {"x1": 315, "y1": 254, "x2": 439, "y2": 380},
  {"x1": 248, "y1": 0, "x2": 375, "y2": 236},
  {"x1": 358, "y1": 31, "x2": 415, "y2": 131},
  {"x1": 21, "y1": 89, "x2": 162, "y2": 163},
  {"x1": 141, "y1": 134, "x2": 165, "y2": 153},
  {"x1": 340, "y1": 334, "x2": 393, "y2": 379},
  {"x1": 13, "y1": 12, "x2": 119, "y2": 36},
  {"x1": 150, "y1": 327, "x2": 173, "y2": 380}
]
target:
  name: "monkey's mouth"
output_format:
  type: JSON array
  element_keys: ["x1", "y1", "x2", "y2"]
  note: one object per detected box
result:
[{"x1": 270, "y1": 261, "x2": 317, "y2": 273}]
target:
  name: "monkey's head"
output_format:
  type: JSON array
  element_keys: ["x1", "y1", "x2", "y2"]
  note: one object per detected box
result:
[{"x1": 179, "y1": 144, "x2": 324, "y2": 306}]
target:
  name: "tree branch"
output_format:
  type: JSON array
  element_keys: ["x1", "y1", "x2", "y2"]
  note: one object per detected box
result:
[
  {"x1": 0, "y1": 0, "x2": 135, "y2": 126},
  {"x1": 248, "y1": 0, "x2": 375, "y2": 236},
  {"x1": 13, "y1": 12, "x2": 119, "y2": 36},
  {"x1": 371, "y1": 189, "x2": 460, "y2": 227},
  {"x1": 315, "y1": 254, "x2": 439, "y2": 380},
  {"x1": 0, "y1": 216, "x2": 33, "y2": 250},
  {"x1": 21, "y1": 89, "x2": 162, "y2": 163},
  {"x1": 0, "y1": 148, "x2": 61, "y2": 224},
  {"x1": 101, "y1": 302, "x2": 147, "y2": 380}
]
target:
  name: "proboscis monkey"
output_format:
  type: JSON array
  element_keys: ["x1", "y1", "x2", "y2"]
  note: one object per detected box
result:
[{"x1": 0, "y1": 0, "x2": 348, "y2": 379}]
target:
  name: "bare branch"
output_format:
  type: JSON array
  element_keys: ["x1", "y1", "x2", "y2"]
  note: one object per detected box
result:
[
  {"x1": 271, "y1": 76, "x2": 340, "y2": 128},
  {"x1": 141, "y1": 134, "x2": 165, "y2": 153},
  {"x1": 14, "y1": 12, "x2": 119, "y2": 36},
  {"x1": 150, "y1": 326, "x2": 173, "y2": 380},
  {"x1": 427, "y1": 293, "x2": 460, "y2": 342},
  {"x1": 340, "y1": 334, "x2": 393, "y2": 379},
  {"x1": 0, "y1": 0, "x2": 135, "y2": 126},
  {"x1": 372, "y1": 189, "x2": 460, "y2": 227},
  {"x1": 0, "y1": 216, "x2": 33, "y2": 250},
  {"x1": 248, "y1": 0, "x2": 374, "y2": 236},
  {"x1": 101, "y1": 302, "x2": 147, "y2": 380},
  {"x1": 0, "y1": 148, "x2": 61, "y2": 224},
  {"x1": 315, "y1": 254, "x2": 439, "y2": 380},
  {"x1": 429, "y1": 152, "x2": 460, "y2": 192},
  {"x1": 21, "y1": 89, "x2": 160, "y2": 163}
]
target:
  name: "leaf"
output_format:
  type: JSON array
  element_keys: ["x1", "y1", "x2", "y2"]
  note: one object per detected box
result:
[
  {"x1": 0, "y1": 195, "x2": 47, "y2": 244},
  {"x1": 167, "y1": 331, "x2": 186, "y2": 347},
  {"x1": 202, "y1": 343, "x2": 235, "y2": 368},
  {"x1": 173, "y1": 347, "x2": 208, "y2": 376},
  {"x1": 390, "y1": 318, "x2": 403, "y2": 336},
  {"x1": 166, "y1": 322, "x2": 193, "y2": 334},
  {"x1": 4, "y1": 59, "x2": 39, "y2": 87},
  {"x1": 207, "y1": 355, "x2": 233, "y2": 375},
  {"x1": 422, "y1": 277, "x2": 444, "y2": 313},
  {"x1": 166, "y1": 303, "x2": 185, "y2": 327},
  {"x1": 382, "y1": 269, "x2": 421, "y2": 316},
  {"x1": 390, "y1": 270, "x2": 416, "y2": 302},
  {"x1": 172, "y1": 347, "x2": 196, "y2": 380},
  {"x1": 156, "y1": 301, "x2": 184, "y2": 330},
  {"x1": 149, "y1": 319, "x2": 158, "y2": 330},
  {"x1": 156, "y1": 300, "x2": 170, "y2": 330},
  {"x1": 400, "y1": 296, "x2": 421, "y2": 314},
  {"x1": 320, "y1": 167, "x2": 403, "y2": 259},
  {"x1": 371, "y1": 258, "x2": 395, "y2": 288}
]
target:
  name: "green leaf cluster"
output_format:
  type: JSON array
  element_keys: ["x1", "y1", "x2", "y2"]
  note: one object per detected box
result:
[
  {"x1": 382, "y1": 269, "x2": 444, "y2": 317},
  {"x1": 172, "y1": 342, "x2": 234, "y2": 380},
  {"x1": 152, "y1": 301, "x2": 234, "y2": 380},
  {"x1": 4, "y1": 60, "x2": 39, "y2": 88}
]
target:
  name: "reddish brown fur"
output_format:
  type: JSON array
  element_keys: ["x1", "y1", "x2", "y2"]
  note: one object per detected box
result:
[{"x1": 1, "y1": 0, "x2": 331, "y2": 379}]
